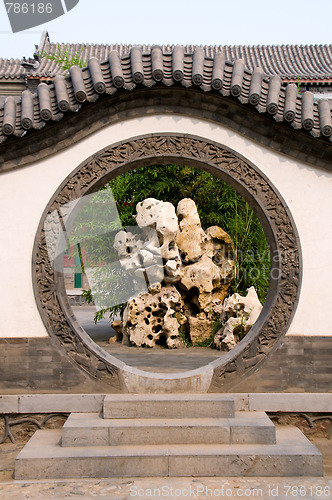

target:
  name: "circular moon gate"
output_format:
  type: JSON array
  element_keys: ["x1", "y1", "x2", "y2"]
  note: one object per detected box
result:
[{"x1": 33, "y1": 134, "x2": 302, "y2": 391}]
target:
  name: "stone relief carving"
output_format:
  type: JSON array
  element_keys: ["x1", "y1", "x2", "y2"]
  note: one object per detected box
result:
[{"x1": 33, "y1": 134, "x2": 301, "y2": 390}]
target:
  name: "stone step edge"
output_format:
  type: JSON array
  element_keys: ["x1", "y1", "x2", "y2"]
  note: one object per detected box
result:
[
  {"x1": 64, "y1": 410, "x2": 272, "y2": 423},
  {"x1": 15, "y1": 427, "x2": 323, "y2": 479},
  {"x1": 104, "y1": 394, "x2": 236, "y2": 401},
  {"x1": 16, "y1": 426, "x2": 321, "y2": 457},
  {"x1": 62, "y1": 411, "x2": 276, "y2": 446},
  {"x1": 63, "y1": 411, "x2": 275, "y2": 429},
  {"x1": 103, "y1": 394, "x2": 235, "y2": 419}
]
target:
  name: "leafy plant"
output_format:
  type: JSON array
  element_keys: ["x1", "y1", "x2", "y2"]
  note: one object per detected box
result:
[
  {"x1": 40, "y1": 43, "x2": 87, "y2": 71},
  {"x1": 67, "y1": 187, "x2": 121, "y2": 266},
  {"x1": 81, "y1": 289, "x2": 126, "y2": 324},
  {"x1": 178, "y1": 324, "x2": 192, "y2": 348},
  {"x1": 193, "y1": 311, "x2": 223, "y2": 348}
]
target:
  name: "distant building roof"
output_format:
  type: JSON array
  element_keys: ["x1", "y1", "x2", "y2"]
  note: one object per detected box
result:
[{"x1": 0, "y1": 58, "x2": 28, "y2": 79}]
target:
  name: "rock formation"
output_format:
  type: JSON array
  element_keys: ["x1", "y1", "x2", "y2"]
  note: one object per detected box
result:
[
  {"x1": 112, "y1": 197, "x2": 236, "y2": 348},
  {"x1": 214, "y1": 286, "x2": 263, "y2": 351}
]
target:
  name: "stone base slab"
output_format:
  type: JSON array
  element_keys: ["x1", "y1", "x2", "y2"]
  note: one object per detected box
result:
[
  {"x1": 62, "y1": 411, "x2": 276, "y2": 447},
  {"x1": 15, "y1": 427, "x2": 323, "y2": 479},
  {"x1": 2, "y1": 393, "x2": 332, "y2": 414}
]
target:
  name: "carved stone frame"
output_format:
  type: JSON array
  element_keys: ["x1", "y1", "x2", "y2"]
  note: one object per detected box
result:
[{"x1": 33, "y1": 133, "x2": 302, "y2": 392}]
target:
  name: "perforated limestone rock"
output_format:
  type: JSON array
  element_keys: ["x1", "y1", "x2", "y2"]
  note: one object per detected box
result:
[
  {"x1": 113, "y1": 197, "x2": 236, "y2": 347},
  {"x1": 214, "y1": 286, "x2": 263, "y2": 351},
  {"x1": 122, "y1": 285, "x2": 186, "y2": 348}
]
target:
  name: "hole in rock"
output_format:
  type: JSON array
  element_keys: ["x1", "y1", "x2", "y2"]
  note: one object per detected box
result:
[{"x1": 155, "y1": 334, "x2": 167, "y2": 347}]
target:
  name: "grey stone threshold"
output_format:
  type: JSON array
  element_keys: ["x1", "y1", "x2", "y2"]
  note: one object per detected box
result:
[{"x1": 1, "y1": 393, "x2": 332, "y2": 414}]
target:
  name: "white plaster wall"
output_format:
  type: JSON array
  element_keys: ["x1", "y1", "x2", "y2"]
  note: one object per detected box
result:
[{"x1": 0, "y1": 114, "x2": 331, "y2": 338}]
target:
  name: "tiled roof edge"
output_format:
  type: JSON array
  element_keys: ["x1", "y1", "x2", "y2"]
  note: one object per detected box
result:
[
  {"x1": 2, "y1": 32, "x2": 332, "y2": 81},
  {"x1": 29, "y1": 34, "x2": 332, "y2": 80},
  {"x1": 0, "y1": 58, "x2": 28, "y2": 80},
  {"x1": 1, "y1": 46, "x2": 331, "y2": 144}
]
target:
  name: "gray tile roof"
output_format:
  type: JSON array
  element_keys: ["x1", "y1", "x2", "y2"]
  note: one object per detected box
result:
[
  {"x1": 0, "y1": 58, "x2": 28, "y2": 79},
  {"x1": 0, "y1": 44, "x2": 331, "y2": 144},
  {"x1": 31, "y1": 43, "x2": 332, "y2": 81},
  {"x1": 27, "y1": 33, "x2": 332, "y2": 82},
  {"x1": 1, "y1": 32, "x2": 332, "y2": 83}
]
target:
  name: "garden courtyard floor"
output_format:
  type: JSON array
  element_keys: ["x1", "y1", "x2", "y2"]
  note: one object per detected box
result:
[{"x1": 72, "y1": 305, "x2": 224, "y2": 373}]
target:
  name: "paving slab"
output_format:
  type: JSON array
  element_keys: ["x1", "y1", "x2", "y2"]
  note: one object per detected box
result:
[
  {"x1": 18, "y1": 394, "x2": 105, "y2": 413},
  {"x1": 1, "y1": 476, "x2": 332, "y2": 500},
  {"x1": 4, "y1": 393, "x2": 332, "y2": 413},
  {"x1": 228, "y1": 411, "x2": 276, "y2": 444},
  {"x1": 249, "y1": 393, "x2": 332, "y2": 413},
  {"x1": 0, "y1": 395, "x2": 19, "y2": 413}
]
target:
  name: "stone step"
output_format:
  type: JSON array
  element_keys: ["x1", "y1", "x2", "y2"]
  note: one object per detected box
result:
[
  {"x1": 15, "y1": 427, "x2": 323, "y2": 479},
  {"x1": 62, "y1": 411, "x2": 276, "y2": 447},
  {"x1": 103, "y1": 394, "x2": 235, "y2": 419}
]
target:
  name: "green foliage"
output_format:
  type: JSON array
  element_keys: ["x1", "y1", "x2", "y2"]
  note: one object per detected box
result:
[
  {"x1": 81, "y1": 288, "x2": 93, "y2": 304},
  {"x1": 81, "y1": 264, "x2": 128, "y2": 324},
  {"x1": 66, "y1": 188, "x2": 122, "y2": 266},
  {"x1": 178, "y1": 324, "x2": 192, "y2": 348},
  {"x1": 40, "y1": 43, "x2": 87, "y2": 71},
  {"x1": 194, "y1": 332, "x2": 215, "y2": 348},
  {"x1": 81, "y1": 288, "x2": 126, "y2": 324},
  {"x1": 94, "y1": 303, "x2": 126, "y2": 325},
  {"x1": 193, "y1": 312, "x2": 223, "y2": 348},
  {"x1": 237, "y1": 321, "x2": 251, "y2": 342}
]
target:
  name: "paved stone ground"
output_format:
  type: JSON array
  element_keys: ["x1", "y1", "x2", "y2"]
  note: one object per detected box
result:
[
  {"x1": 73, "y1": 306, "x2": 222, "y2": 373},
  {"x1": 1, "y1": 475, "x2": 332, "y2": 499},
  {"x1": 0, "y1": 431, "x2": 331, "y2": 499}
]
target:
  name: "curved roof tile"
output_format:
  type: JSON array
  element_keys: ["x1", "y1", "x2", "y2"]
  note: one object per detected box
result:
[
  {"x1": 0, "y1": 46, "x2": 331, "y2": 144},
  {"x1": 3, "y1": 32, "x2": 328, "y2": 83},
  {"x1": 0, "y1": 58, "x2": 28, "y2": 79}
]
